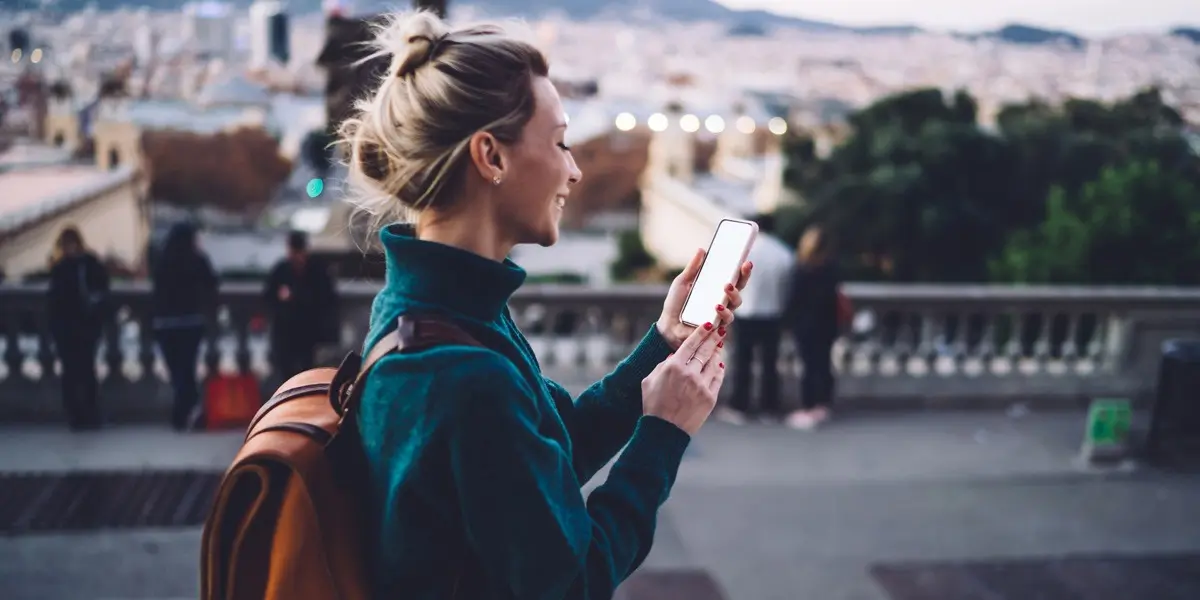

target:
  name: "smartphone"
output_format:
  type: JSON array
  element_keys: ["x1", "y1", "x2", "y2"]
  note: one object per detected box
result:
[{"x1": 679, "y1": 218, "x2": 759, "y2": 328}]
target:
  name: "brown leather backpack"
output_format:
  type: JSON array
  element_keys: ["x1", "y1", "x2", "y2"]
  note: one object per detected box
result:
[{"x1": 200, "y1": 314, "x2": 481, "y2": 600}]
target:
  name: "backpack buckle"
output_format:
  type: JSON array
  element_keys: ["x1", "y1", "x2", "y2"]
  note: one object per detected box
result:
[{"x1": 330, "y1": 350, "x2": 363, "y2": 416}]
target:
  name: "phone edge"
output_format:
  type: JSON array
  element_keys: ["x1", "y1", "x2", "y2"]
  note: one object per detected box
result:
[{"x1": 677, "y1": 218, "x2": 759, "y2": 328}]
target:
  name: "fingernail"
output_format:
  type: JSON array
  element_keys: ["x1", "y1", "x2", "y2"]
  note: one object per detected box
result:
[
  {"x1": 747, "y1": 261, "x2": 754, "y2": 269},
  {"x1": 704, "y1": 322, "x2": 713, "y2": 330},
  {"x1": 725, "y1": 283, "x2": 734, "y2": 291},
  {"x1": 719, "y1": 362, "x2": 725, "y2": 369},
  {"x1": 718, "y1": 327, "x2": 726, "y2": 336},
  {"x1": 717, "y1": 340, "x2": 724, "y2": 348},
  {"x1": 715, "y1": 305, "x2": 724, "y2": 311}
]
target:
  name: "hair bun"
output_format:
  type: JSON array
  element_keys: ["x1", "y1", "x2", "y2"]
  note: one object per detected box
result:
[{"x1": 383, "y1": 10, "x2": 451, "y2": 79}]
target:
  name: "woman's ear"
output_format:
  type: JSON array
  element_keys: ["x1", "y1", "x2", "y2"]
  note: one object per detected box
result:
[{"x1": 468, "y1": 131, "x2": 506, "y2": 183}]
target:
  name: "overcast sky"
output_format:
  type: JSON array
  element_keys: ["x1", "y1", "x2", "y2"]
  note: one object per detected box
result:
[{"x1": 716, "y1": 0, "x2": 1197, "y2": 35}]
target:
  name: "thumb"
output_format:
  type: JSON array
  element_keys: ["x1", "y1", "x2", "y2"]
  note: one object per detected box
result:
[{"x1": 676, "y1": 248, "x2": 705, "y2": 285}]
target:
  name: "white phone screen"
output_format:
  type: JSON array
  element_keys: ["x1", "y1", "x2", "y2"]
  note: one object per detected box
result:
[{"x1": 680, "y1": 219, "x2": 757, "y2": 327}]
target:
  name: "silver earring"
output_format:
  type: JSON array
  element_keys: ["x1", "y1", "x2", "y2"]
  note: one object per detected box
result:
[{"x1": 493, "y1": 175, "x2": 502, "y2": 185}]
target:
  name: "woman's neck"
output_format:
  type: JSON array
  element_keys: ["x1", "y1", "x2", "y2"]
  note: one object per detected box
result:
[{"x1": 416, "y1": 205, "x2": 514, "y2": 263}]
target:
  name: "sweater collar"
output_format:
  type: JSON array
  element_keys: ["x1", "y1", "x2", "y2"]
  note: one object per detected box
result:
[{"x1": 380, "y1": 223, "x2": 527, "y2": 322}]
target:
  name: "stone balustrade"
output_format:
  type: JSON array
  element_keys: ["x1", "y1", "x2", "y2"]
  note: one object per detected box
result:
[{"x1": 3, "y1": 281, "x2": 1199, "y2": 422}]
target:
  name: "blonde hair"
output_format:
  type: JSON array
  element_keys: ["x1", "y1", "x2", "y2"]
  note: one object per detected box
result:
[
  {"x1": 797, "y1": 226, "x2": 830, "y2": 266},
  {"x1": 338, "y1": 10, "x2": 549, "y2": 231}
]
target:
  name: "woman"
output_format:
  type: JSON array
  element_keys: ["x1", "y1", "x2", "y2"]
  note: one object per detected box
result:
[
  {"x1": 46, "y1": 226, "x2": 109, "y2": 431},
  {"x1": 338, "y1": 11, "x2": 752, "y2": 599},
  {"x1": 152, "y1": 222, "x2": 218, "y2": 431},
  {"x1": 783, "y1": 226, "x2": 841, "y2": 431}
]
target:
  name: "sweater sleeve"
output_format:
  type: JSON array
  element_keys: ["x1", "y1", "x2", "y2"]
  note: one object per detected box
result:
[
  {"x1": 447, "y1": 351, "x2": 690, "y2": 600},
  {"x1": 542, "y1": 324, "x2": 673, "y2": 484}
]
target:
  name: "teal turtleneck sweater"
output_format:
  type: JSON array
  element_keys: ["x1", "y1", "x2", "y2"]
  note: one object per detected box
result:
[{"x1": 356, "y1": 224, "x2": 691, "y2": 600}]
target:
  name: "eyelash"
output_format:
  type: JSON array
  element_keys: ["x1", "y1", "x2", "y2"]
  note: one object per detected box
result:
[{"x1": 558, "y1": 142, "x2": 572, "y2": 152}]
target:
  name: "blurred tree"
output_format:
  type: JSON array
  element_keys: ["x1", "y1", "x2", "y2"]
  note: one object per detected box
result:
[
  {"x1": 781, "y1": 85, "x2": 1198, "y2": 284},
  {"x1": 991, "y1": 161, "x2": 1200, "y2": 285},
  {"x1": 609, "y1": 230, "x2": 656, "y2": 282},
  {"x1": 143, "y1": 128, "x2": 292, "y2": 214},
  {"x1": 780, "y1": 88, "x2": 1013, "y2": 282}
]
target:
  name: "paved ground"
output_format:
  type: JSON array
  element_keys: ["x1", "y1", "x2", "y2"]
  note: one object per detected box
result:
[{"x1": 2, "y1": 408, "x2": 1199, "y2": 600}]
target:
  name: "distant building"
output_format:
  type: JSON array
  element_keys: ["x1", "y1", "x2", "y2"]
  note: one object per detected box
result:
[
  {"x1": 638, "y1": 100, "x2": 797, "y2": 269},
  {"x1": 183, "y1": 1, "x2": 234, "y2": 59},
  {"x1": 134, "y1": 24, "x2": 158, "y2": 68},
  {"x1": 0, "y1": 140, "x2": 150, "y2": 280},
  {"x1": 250, "y1": 0, "x2": 290, "y2": 69}
]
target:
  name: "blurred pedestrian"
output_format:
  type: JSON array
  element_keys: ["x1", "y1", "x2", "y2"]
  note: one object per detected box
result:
[
  {"x1": 263, "y1": 230, "x2": 338, "y2": 382},
  {"x1": 716, "y1": 213, "x2": 793, "y2": 425},
  {"x1": 152, "y1": 222, "x2": 219, "y2": 431},
  {"x1": 784, "y1": 225, "x2": 841, "y2": 430},
  {"x1": 46, "y1": 226, "x2": 109, "y2": 431}
]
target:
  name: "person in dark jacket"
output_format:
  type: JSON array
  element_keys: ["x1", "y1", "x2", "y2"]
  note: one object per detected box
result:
[
  {"x1": 262, "y1": 230, "x2": 337, "y2": 382},
  {"x1": 783, "y1": 225, "x2": 841, "y2": 430},
  {"x1": 152, "y1": 222, "x2": 219, "y2": 431},
  {"x1": 46, "y1": 226, "x2": 109, "y2": 431}
]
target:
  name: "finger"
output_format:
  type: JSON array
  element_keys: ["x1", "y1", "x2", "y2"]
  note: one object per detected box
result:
[
  {"x1": 675, "y1": 318, "x2": 717, "y2": 358},
  {"x1": 701, "y1": 342, "x2": 726, "y2": 375},
  {"x1": 722, "y1": 282, "x2": 743, "y2": 311},
  {"x1": 707, "y1": 356, "x2": 727, "y2": 395},
  {"x1": 690, "y1": 321, "x2": 725, "y2": 367},
  {"x1": 733, "y1": 261, "x2": 753, "y2": 291},
  {"x1": 713, "y1": 303, "x2": 735, "y2": 330},
  {"x1": 675, "y1": 247, "x2": 706, "y2": 286}
]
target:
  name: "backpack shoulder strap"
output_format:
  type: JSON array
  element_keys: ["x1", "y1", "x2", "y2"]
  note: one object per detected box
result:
[{"x1": 331, "y1": 313, "x2": 484, "y2": 419}]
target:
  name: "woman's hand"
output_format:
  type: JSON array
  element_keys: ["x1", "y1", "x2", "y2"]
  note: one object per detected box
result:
[
  {"x1": 656, "y1": 248, "x2": 753, "y2": 350},
  {"x1": 641, "y1": 322, "x2": 728, "y2": 435}
]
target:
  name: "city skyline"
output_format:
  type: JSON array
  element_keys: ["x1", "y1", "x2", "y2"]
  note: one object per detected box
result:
[{"x1": 718, "y1": 0, "x2": 1198, "y2": 35}]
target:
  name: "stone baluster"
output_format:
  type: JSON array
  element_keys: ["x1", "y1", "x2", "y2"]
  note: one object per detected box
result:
[
  {"x1": 600, "y1": 309, "x2": 623, "y2": 366},
  {"x1": 950, "y1": 312, "x2": 970, "y2": 374},
  {"x1": 101, "y1": 312, "x2": 123, "y2": 384},
  {"x1": 231, "y1": 308, "x2": 252, "y2": 375},
  {"x1": 1031, "y1": 312, "x2": 1052, "y2": 373},
  {"x1": 914, "y1": 311, "x2": 937, "y2": 376},
  {"x1": 137, "y1": 313, "x2": 157, "y2": 383},
  {"x1": 1084, "y1": 314, "x2": 1106, "y2": 373},
  {"x1": 977, "y1": 311, "x2": 998, "y2": 374},
  {"x1": 37, "y1": 316, "x2": 56, "y2": 382}
]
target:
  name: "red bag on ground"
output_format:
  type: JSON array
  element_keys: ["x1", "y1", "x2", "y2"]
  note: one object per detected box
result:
[{"x1": 203, "y1": 373, "x2": 263, "y2": 429}]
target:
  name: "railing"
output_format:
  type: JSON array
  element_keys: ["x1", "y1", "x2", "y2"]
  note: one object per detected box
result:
[{"x1": 3, "y1": 281, "x2": 1200, "y2": 422}]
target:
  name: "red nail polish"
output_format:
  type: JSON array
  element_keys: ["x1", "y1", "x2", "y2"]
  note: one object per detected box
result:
[
  {"x1": 704, "y1": 322, "x2": 713, "y2": 330},
  {"x1": 717, "y1": 340, "x2": 724, "y2": 348},
  {"x1": 718, "y1": 327, "x2": 726, "y2": 336},
  {"x1": 719, "y1": 362, "x2": 725, "y2": 369},
  {"x1": 715, "y1": 305, "x2": 724, "y2": 311},
  {"x1": 725, "y1": 283, "x2": 733, "y2": 291}
]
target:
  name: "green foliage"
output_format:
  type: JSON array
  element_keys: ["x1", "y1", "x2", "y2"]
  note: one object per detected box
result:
[
  {"x1": 991, "y1": 161, "x2": 1200, "y2": 284},
  {"x1": 610, "y1": 229, "x2": 656, "y2": 282},
  {"x1": 783, "y1": 85, "x2": 1200, "y2": 284}
]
